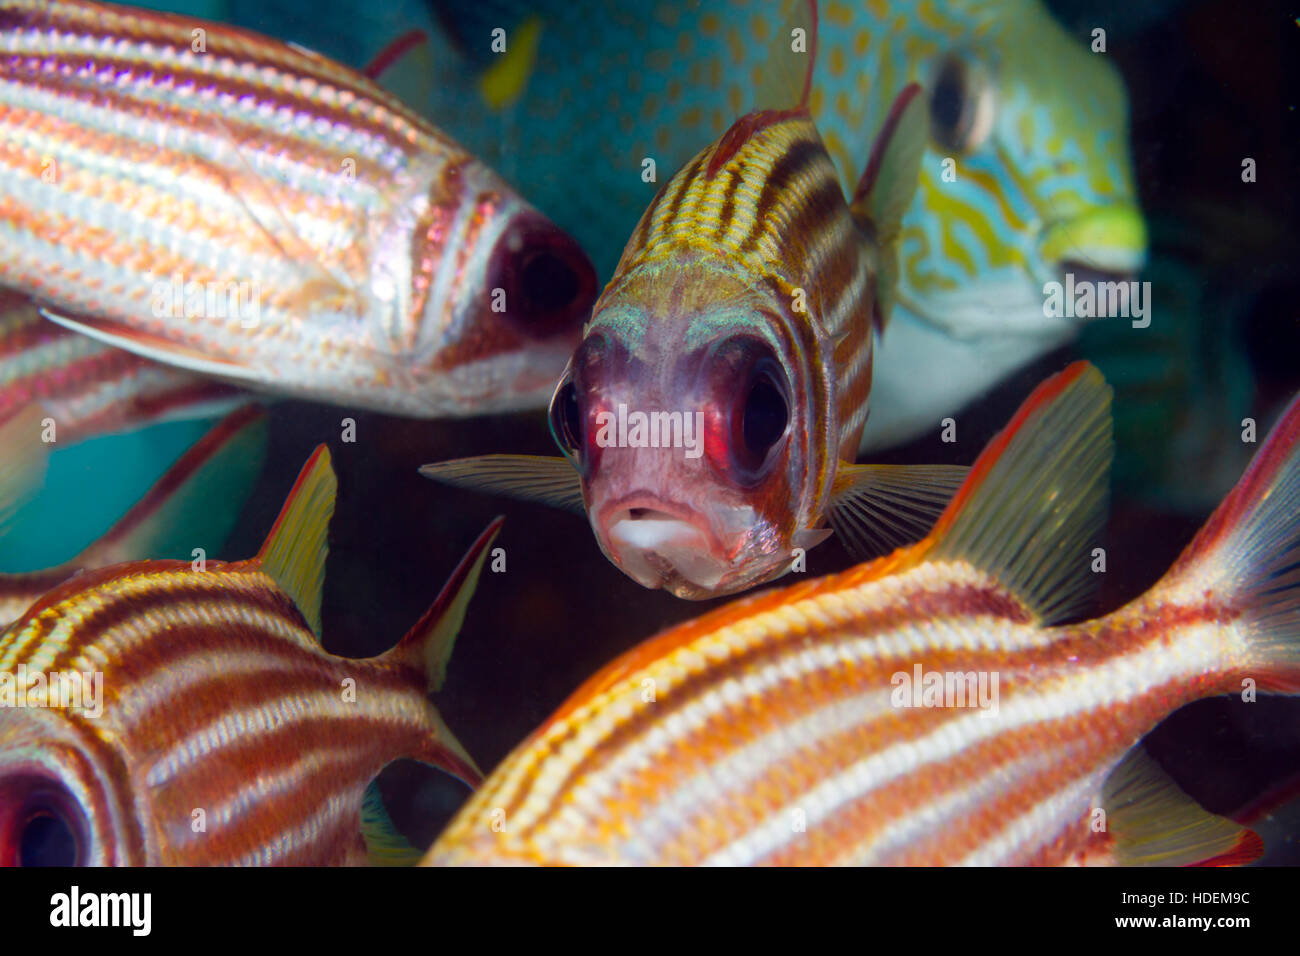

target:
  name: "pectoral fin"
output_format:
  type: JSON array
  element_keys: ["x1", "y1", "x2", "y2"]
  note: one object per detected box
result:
[
  {"x1": 827, "y1": 462, "x2": 968, "y2": 559},
  {"x1": 419, "y1": 455, "x2": 585, "y2": 515}
]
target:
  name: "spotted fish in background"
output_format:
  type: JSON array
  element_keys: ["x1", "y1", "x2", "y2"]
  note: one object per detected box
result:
[
  {"x1": 0, "y1": 405, "x2": 267, "y2": 626},
  {"x1": 398, "y1": 0, "x2": 1144, "y2": 447},
  {"x1": 0, "y1": 0, "x2": 596, "y2": 418},
  {"x1": 426, "y1": 362, "x2": 1300, "y2": 866},
  {"x1": 425, "y1": 32, "x2": 967, "y2": 600},
  {"x1": 0, "y1": 444, "x2": 496, "y2": 866},
  {"x1": 0, "y1": 290, "x2": 249, "y2": 445}
]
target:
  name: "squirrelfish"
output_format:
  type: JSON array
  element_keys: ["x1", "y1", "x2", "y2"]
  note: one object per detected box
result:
[
  {"x1": 406, "y1": 0, "x2": 1146, "y2": 446},
  {"x1": 425, "y1": 23, "x2": 965, "y2": 599},
  {"x1": 426, "y1": 362, "x2": 1298, "y2": 866},
  {"x1": 0, "y1": 442, "x2": 495, "y2": 865},
  {"x1": 0, "y1": 404, "x2": 267, "y2": 627},
  {"x1": 0, "y1": 0, "x2": 596, "y2": 417}
]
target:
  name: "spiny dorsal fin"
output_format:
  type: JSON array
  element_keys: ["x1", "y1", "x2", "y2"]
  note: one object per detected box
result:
[
  {"x1": 419, "y1": 455, "x2": 585, "y2": 515},
  {"x1": 1101, "y1": 747, "x2": 1264, "y2": 866},
  {"x1": 920, "y1": 362, "x2": 1113, "y2": 624},
  {"x1": 850, "y1": 84, "x2": 928, "y2": 325},
  {"x1": 395, "y1": 516, "x2": 504, "y2": 693},
  {"x1": 828, "y1": 462, "x2": 968, "y2": 559},
  {"x1": 360, "y1": 779, "x2": 423, "y2": 866},
  {"x1": 256, "y1": 445, "x2": 337, "y2": 638}
]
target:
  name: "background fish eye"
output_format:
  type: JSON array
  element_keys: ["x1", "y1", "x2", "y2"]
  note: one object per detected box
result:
[{"x1": 928, "y1": 51, "x2": 997, "y2": 155}]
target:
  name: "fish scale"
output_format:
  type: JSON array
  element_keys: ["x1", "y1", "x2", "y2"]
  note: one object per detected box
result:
[
  {"x1": 427, "y1": 363, "x2": 1299, "y2": 865},
  {"x1": 0, "y1": 0, "x2": 596, "y2": 418}
]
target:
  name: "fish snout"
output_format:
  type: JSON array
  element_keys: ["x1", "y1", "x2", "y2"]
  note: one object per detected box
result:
[{"x1": 600, "y1": 500, "x2": 733, "y2": 598}]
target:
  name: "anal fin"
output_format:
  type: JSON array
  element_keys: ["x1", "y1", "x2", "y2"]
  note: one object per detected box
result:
[{"x1": 1102, "y1": 747, "x2": 1264, "y2": 867}]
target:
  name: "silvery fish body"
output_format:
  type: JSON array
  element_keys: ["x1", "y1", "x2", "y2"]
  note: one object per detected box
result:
[{"x1": 0, "y1": 0, "x2": 596, "y2": 417}]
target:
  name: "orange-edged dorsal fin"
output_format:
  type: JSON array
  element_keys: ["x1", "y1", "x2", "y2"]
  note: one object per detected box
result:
[
  {"x1": 915, "y1": 361, "x2": 1113, "y2": 625},
  {"x1": 1102, "y1": 747, "x2": 1265, "y2": 866},
  {"x1": 363, "y1": 29, "x2": 428, "y2": 81},
  {"x1": 256, "y1": 445, "x2": 337, "y2": 638},
  {"x1": 707, "y1": 0, "x2": 819, "y2": 177}
]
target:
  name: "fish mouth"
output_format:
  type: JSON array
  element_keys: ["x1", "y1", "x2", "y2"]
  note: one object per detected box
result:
[
  {"x1": 1040, "y1": 204, "x2": 1148, "y2": 280},
  {"x1": 598, "y1": 494, "x2": 735, "y2": 598}
]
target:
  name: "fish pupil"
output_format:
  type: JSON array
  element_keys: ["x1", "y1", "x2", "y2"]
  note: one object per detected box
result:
[
  {"x1": 551, "y1": 379, "x2": 583, "y2": 456},
  {"x1": 931, "y1": 62, "x2": 967, "y2": 143},
  {"x1": 742, "y1": 377, "x2": 788, "y2": 460},
  {"x1": 520, "y1": 250, "x2": 579, "y2": 314},
  {"x1": 18, "y1": 810, "x2": 77, "y2": 867}
]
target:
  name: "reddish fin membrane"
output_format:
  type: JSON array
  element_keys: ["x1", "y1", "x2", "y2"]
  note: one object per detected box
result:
[
  {"x1": 707, "y1": 107, "x2": 811, "y2": 178},
  {"x1": 1186, "y1": 829, "x2": 1265, "y2": 867},
  {"x1": 363, "y1": 29, "x2": 428, "y2": 81}
]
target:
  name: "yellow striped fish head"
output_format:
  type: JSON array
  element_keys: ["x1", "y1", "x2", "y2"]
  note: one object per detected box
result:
[
  {"x1": 0, "y1": 446, "x2": 493, "y2": 866},
  {"x1": 546, "y1": 108, "x2": 882, "y2": 600},
  {"x1": 817, "y1": 0, "x2": 1146, "y2": 325}
]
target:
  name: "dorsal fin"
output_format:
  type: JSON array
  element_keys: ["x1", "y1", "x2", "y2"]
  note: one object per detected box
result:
[
  {"x1": 918, "y1": 362, "x2": 1113, "y2": 624},
  {"x1": 708, "y1": 0, "x2": 819, "y2": 177},
  {"x1": 1101, "y1": 747, "x2": 1264, "y2": 866},
  {"x1": 363, "y1": 29, "x2": 428, "y2": 81},
  {"x1": 256, "y1": 445, "x2": 337, "y2": 638}
]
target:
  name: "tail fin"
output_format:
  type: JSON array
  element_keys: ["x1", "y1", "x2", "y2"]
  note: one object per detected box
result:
[
  {"x1": 850, "y1": 83, "x2": 927, "y2": 326},
  {"x1": 1157, "y1": 393, "x2": 1300, "y2": 692}
]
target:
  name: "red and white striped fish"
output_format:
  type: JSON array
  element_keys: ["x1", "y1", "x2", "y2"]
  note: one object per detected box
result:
[
  {"x1": 0, "y1": 290, "x2": 249, "y2": 444},
  {"x1": 424, "y1": 14, "x2": 965, "y2": 599},
  {"x1": 426, "y1": 362, "x2": 1300, "y2": 866},
  {"x1": 0, "y1": 404, "x2": 267, "y2": 627},
  {"x1": 0, "y1": 0, "x2": 596, "y2": 417},
  {"x1": 0, "y1": 443, "x2": 496, "y2": 866}
]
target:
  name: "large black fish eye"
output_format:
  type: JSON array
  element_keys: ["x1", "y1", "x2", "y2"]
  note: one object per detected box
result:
[
  {"x1": 18, "y1": 808, "x2": 79, "y2": 867},
  {"x1": 548, "y1": 376, "x2": 584, "y2": 458},
  {"x1": 742, "y1": 374, "x2": 789, "y2": 464},
  {"x1": 928, "y1": 53, "x2": 995, "y2": 154},
  {"x1": 489, "y1": 215, "x2": 597, "y2": 339}
]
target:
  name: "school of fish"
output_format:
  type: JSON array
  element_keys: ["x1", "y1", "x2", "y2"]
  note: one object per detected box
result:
[{"x1": 0, "y1": 0, "x2": 1291, "y2": 870}]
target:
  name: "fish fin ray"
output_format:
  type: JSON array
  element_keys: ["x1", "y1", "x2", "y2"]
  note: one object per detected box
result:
[
  {"x1": 360, "y1": 779, "x2": 424, "y2": 866},
  {"x1": 919, "y1": 362, "x2": 1113, "y2": 625},
  {"x1": 1102, "y1": 747, "x2": 1264, "y2": 867},
  {"x1": 255, "y1": 445, "x2": 337, "y2": 638},
  {"x1": 1157, "y1": 389, "x2": 1300, "y2": 691},
  {"x1": 850, "y1": 83, "x2": 927, "y2": 326},
  {"x1": 38, "y1": 307, "x2": 259, "y2": 382},
  {"x1": 419, "y1": 455, "x2": 585, "y2": 514},
  {"x1": 363, "y1": 29, "x2": 428, "y2": 81},
  {"x1": 828, "y1": 462, "x2": 967, "y2": 559},
  {"x1": 752, "y1": 0, "x2": 818, "y2": 114}
]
